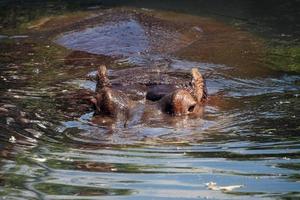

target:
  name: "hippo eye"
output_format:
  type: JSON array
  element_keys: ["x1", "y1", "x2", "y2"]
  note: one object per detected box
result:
[{"x1": 188, "y1": 105, "x2": 195, "y2": 112}]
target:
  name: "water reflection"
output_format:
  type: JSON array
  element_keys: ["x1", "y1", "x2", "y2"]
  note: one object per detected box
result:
[{"x1": 57, "y1": 20, "x2": 149, "y2": 57}]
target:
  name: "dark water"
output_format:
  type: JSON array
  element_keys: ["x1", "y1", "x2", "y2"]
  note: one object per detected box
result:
[{"x1": 0, "y1": 2, "x2": 300, "y2": 200}]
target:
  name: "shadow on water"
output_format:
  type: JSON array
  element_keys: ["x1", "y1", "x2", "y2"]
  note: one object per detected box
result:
[{"x1": 0, "y1": 1, "x2": 300, "y2": 200}]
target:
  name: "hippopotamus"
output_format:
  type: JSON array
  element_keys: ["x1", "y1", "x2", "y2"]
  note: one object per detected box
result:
[{"x1": 92, "y1": 65, "x2": 207, "y2": 117}]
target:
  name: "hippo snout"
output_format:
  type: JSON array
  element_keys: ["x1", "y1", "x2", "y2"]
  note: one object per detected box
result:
[{"x1": 159, "y1": 89, "x2": 199, "y2": 116}]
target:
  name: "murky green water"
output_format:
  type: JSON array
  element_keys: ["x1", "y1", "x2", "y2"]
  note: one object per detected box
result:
[{"x1": 0, "y1": 1, "x2": 299, "y2": 199}]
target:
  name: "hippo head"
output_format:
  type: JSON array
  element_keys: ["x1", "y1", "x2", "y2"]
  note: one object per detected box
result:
[{"x1": 92, "y1": 65, "x2": 207, "y2": 118}]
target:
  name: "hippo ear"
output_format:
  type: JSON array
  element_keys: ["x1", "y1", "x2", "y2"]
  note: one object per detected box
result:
[
  {"x1": 191, "y1": 68, "x2": 203, "y2": 83},
  {"x1": 191, "y1": 68, "x2": 205, "y2": 103},
  {"x1": 97, "y1": 65, "x2": 111, "y2": 88},
  {"x1": 98, "y1": 65, "x2": 107, "y2": 78}
]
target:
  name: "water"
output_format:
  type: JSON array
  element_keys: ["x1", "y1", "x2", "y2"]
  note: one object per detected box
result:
[{"x1": 0, "y1": 2, "x2": 300, "y2": 200}]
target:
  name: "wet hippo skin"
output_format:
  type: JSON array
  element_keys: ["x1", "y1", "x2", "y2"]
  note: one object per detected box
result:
[
  {"x1": 146, "y1": 84, "x2": 177, "y2": 101},
  {"x1": 111, "y1": 66, "x2": 208, "y2": 103},
  {"x1": 93, "y1": 65, "x2": 135, "y2": 118},
  {"x1": 159, "y1": 89, "x2": 198, "y2": 116},
  {"x1": 92, "y1": 65, "x2": 207, "y2": 117}
]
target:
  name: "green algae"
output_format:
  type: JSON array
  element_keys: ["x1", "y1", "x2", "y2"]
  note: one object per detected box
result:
[{"x1": 265, "y1": 45, "x2": 300, "y2": 73}]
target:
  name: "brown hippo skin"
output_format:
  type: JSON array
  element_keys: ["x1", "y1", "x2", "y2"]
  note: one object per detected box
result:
[
  {"x1": 93, "y1": 65, "x2": 134, "y2": 118},
  {"x1": 159, "y1": 89, "x2": 198, "y2": 116},
  {"x1": 111, "y1": 66, "x2": 207, "y2": 104},
  {"x1": 92, "y1": 65, "x2": 207, "y2": 117},
  {"x1": 157, "y1": 68, "x2": 206, "y2": 116}
]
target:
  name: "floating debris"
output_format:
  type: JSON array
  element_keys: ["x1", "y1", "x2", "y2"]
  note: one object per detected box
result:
[
  {"x1": 206, "y1": 182, "x2": 243, "y2": 192},
  {"x1": 9, "y1": 136, "x2": 16, "y2": 143}
]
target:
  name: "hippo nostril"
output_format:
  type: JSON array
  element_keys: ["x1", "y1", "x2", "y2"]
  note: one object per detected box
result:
[{"x1": 188, "y1": 105, "x2": 195, "y2": 112}]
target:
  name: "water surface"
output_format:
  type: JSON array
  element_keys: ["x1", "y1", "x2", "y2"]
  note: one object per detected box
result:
[{"x1": 0, "y1": 4, "x2": 299, "y2": 200}]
